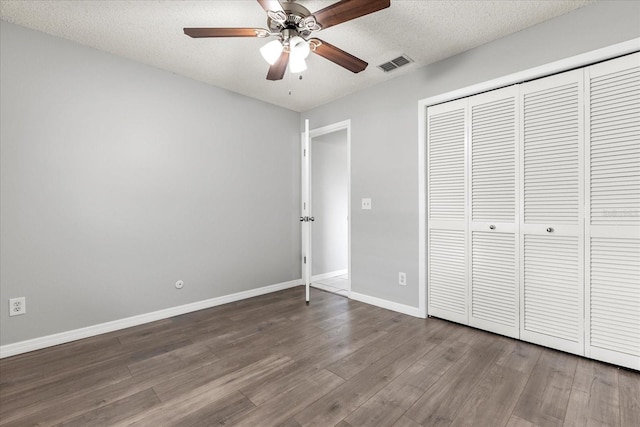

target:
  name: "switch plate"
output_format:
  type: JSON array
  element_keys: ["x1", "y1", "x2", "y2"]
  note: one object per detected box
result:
[
  {"x1": 361, "y1": 198, "x2": 372, "y2": 210},
  {"x1": 399, "y1": 272, "x2": 406, "y2": 286}
]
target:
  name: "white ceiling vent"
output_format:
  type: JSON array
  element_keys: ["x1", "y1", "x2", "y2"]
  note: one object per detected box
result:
[{"x1": 378, "y1": 55, "x2": 413, "y2": 72}]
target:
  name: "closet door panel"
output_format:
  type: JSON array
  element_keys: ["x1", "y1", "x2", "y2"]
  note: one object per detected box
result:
[
  {"x1": 429, "y1": 229, "x2": 467, "y2": 322},
  {"x1": 468, "y1": 86, "x2": 519, "y2": 338},
  {"x1": 588, "y1": 233, "x2": 640, "y2": 369},
  {"x1": 586, "y1": 52, "x2": 640, "y2": 370},
  {"x1": 471, "y1": 90, "x2": 517, "y2": 223},
  {"x1": 588, "y1": 53, "x2": 640, "y2": 226},
  {"x1": 523, "y1": 234, "x2": 580, "y2": 343},
  {"x1": 427, "y1": 98, "x2": 468, "y2": 324},
  {"x1": 519, "y1": 69, "x2": 584, "y2": 355},
  {"x1": 471, "y1": 231, "x2": 517, "y2": 336}
]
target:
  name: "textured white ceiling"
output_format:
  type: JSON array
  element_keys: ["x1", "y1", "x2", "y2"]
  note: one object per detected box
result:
[{"x1": 1, "y1": 0, "x2": 592, "y2": 112}]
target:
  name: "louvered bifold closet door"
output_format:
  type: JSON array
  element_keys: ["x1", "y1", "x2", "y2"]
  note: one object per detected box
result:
[
  {"x1": 427, "y1": 98, "x2": 468, "y2": 324},
  {"x1": 519, "y1": 69, "x2": 585, "y2": 355},
  {"x1": 469, "y1": 86, "x2": 519, "y2": 338},
  {"x1": 585, "y1": 52, "x2": 640, "y2": 370}
]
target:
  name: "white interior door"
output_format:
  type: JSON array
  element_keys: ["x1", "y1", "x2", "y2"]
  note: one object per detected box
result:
[
  {"x1": 519, "y1": 69, "x2": 585, "y2": 355},
  {"x1": 426, "y1": 98, "x2": 469, "y2": 324},
  {"x1": 301, "y1": 119, "x2": 311, "y2": 303},
  {"x1": 468, "y1": 85, "x2": 520, "y2": 338},
  {"x1": 585, "y1": 52, "x2": 640, "y2": 370}
]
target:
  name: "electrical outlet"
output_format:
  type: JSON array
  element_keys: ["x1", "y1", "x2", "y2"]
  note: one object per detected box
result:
[
  {"x1": 362, "y1": 198, "x2": 372, "y2": 210},
  {"x1": 9, "y1": 297, "x2": 26, "y2": 316},
  {"x1": 399, "y1": 272, "x2": 406, "y2": 286}
]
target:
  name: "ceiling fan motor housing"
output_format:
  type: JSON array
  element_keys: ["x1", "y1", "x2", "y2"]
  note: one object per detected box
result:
[{"x1": 267, "y1": 1, "x2": 319, "y2": 38}]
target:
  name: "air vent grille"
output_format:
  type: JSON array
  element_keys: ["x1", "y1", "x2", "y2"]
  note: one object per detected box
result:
[{"x1": 378, "y1": 55, "x2": 413, "y2": 72}]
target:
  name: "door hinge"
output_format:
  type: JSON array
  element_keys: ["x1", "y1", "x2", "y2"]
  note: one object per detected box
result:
[
  {"x1": 304, "y1": 256, "x2": 307, "y2": 264},
  {"x1": 304, "y1": 149, "x2": 306, "y2": 157}
]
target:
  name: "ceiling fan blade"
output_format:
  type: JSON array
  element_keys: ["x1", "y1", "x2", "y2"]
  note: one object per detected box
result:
[
  {"x1": 267, "y1": 50, "x2": 289, "y2": 81},
  {"x1": 257, "y1": 0, "x2": 284, "y2": 13},
  {"x1": 312, "y1": 0, "x2": 390, "y2": 30},
  {"x1": 310, "y1": 39, "x2": 367, "y2": 73},
  {"x1": 183, "y1": 28, "x2": 267, "y2": 38}
]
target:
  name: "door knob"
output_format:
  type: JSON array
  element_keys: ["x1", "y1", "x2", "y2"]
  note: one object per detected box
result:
[
  {"x1": 546, "y1": 227, "x2": 554, "y2": 233},
  {"x1": 489, "y1": 225, "x2": 496, "y2": 230}
]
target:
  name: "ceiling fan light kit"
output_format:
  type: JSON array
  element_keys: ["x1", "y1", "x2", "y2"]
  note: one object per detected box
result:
[
  {"x1": 260, "y1": 31, "x2": 310, "y2": 73},
  {"x1": 289, "y1": 36, "x2": 310, "y2": 61},
  {"x1": 288, "y1": 35, "x2": 311, "y2": 73},
  {"x1": 260, "y1": 39, "x2": 284, "y2": 65},
  {"x1": 184, "y1": 0, "x2": 391, "y2": 81}
]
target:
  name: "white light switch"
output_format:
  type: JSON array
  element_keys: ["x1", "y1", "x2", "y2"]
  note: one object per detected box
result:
[{"x1": 361, "y1": 198, "x2": 372, "y2": 210}]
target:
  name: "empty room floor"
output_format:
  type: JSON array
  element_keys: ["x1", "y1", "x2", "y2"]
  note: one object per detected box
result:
[
  {"x1": 313, "y1": 274, "x2": 349, "y2": 297},
  {"x1": 0, "y1": 287, "x2": 638, "y2": 426}
]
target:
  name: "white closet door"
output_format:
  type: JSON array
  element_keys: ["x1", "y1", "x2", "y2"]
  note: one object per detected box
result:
[
  {"x1": 427, "y1": 98, "x2": 468, "y2": 324},
  {"x1": 585, "y1": 52, "x2": 640, "y2": 370},
  {"x1": 468, "y1": 86, "x2": 519, "y2": 338},
  {"x1": 519, "y1": 69, "x2": 585, "y2": 355}
]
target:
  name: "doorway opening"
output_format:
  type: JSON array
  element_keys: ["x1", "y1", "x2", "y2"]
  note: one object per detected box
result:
[{"x1": 301, "y1": 120, "x2": 351, "y2": 300}]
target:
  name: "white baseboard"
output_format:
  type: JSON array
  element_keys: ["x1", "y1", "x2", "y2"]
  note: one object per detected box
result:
[
  {"x1": 0, "y1": 279, "x2": 302, "y2": 359},
  {"x1": 350, "y1": 291, "x2": 424, "y2": 318},
  {"x1": 311, "y1": 269, "x2": 348, "y2": 282}
]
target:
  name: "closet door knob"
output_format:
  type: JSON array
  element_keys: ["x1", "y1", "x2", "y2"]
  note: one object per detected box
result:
[
  {"x1": 489, "y1": 225, "x2": 496, "y2": 230},
  {"x1": 546, "y1": 227, "x2": 554, "y2": 233}
]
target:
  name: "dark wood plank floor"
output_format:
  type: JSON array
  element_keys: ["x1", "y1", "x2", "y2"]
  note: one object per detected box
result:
[{"x1": 1, "y1": 286, "x2": 638, "y2": 426}]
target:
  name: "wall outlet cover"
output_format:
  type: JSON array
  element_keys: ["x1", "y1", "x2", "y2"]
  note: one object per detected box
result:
[
  {"x1": 362, "y1": 198, "x2": 372, "y2": 210},
  {"x1": 9, "y1": 297, "x2": 26, "y2": 316},
  {"x1": 399, "y1": 272, "x2": 407, "y2": 286}
]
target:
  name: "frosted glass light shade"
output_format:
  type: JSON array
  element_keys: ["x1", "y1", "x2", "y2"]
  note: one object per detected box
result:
[
  {"x1": 289, "y1": 58, "x2": 307, "y2": 73},
  {"x1": 289, "y1": 36, "x2": 310, "y2": 61},
  {"x1": 260, "y1": 40, "x2": 283, "y2": 65}
]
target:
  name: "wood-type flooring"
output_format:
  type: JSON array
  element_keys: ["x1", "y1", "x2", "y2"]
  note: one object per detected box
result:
[{"x1": 1, "y1": 287, "x2": 638, "y2": 426}]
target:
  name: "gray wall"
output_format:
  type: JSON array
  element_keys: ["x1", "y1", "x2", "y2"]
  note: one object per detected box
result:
[
  {"x1": 301, "y1": 0, "x2": 640, "y2": 307},
  {"x1": 311, "y1": 129, "x2": 348, "y2": 277},
  {"x1": 0, "y1": 22, "x2": 301, "y2": 345}
]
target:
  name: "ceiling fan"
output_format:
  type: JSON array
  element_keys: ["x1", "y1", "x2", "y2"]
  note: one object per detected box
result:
[{"x1": 184, "y1": 0, "x2": 391, "y2": 81}]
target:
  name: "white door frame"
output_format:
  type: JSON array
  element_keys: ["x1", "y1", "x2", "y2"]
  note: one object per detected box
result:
[{"x1": 301, "y1": 119, "x2": 352, "y2": 301}]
